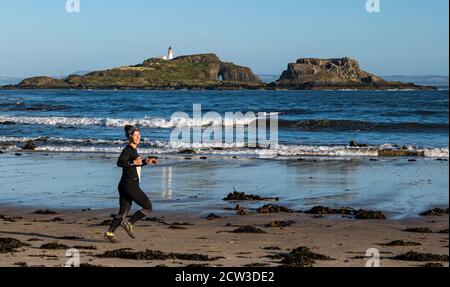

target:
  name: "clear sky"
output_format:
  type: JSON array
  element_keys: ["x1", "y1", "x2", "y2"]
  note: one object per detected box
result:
[{"x1": 0, "y1": 0, "x2": 448, "y2": 77}]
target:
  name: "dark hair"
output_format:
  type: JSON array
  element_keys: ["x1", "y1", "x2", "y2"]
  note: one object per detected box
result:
[{"x1": 124, "y1": 125, "x2": 139, "y2": 139}]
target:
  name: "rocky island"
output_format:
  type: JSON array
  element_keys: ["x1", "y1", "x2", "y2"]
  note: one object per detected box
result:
[
  {"x1": 271, "y1": 57, "x2": 436, "y2": 90},
  {"x1": 4, "y1": 54, "x2": 263, "y2": 90},
  {"x1": 2, "y1": 55, "x2": 435, "y2": 90}
]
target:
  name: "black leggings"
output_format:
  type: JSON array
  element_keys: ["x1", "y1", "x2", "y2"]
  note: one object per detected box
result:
[{"x1": 108, "y1": 181, "x2": 153, "y2": 232}]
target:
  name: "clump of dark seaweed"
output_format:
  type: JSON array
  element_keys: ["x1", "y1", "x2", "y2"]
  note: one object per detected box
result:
[
  {"x1": 98, "y1": 248, "x2": 220, "y2": 261},
  {"x1": 392, "y1": 251, "x2": 449, "y2": 262},
  {"x1": 305, "y1": 206, "x2": 386, "y2": 219},
  {"x1": 404, "y1": 227, "x2": 433, "y2": 233},
  {"x1": 280, "y1": 247, "x2": 334, "y2": 267},
  {"x1": 263, "y1": 246, "x2": 282, "y2": 251},
  {"x1": 0, "y1": 237, "x2": 30, "y2": 253},
  {"x1": 354, "y1": 209, "x2": 386, "y2": 220},
  {"x1": 73, "y1": 245, "x2": 97, "y2": 250},
  {"x1": 380, "y1": 240, "x2": 421, "y2": 247},
  {"x1": 305, "y1": 206, "x2": 353, "y2": 215},
  {"x1": 206, "y1": 213, "x2": 221, "y2": 220},
  {"x1": 257, "y1": 204, "x2": 294, "y2": 214},
  {"x1": 232, "y1": 226, "x2": 266, "y2": 234},
  {"x1": 40, "y1": 242, "x2": 70, "y2": 250},
  {"x1": 0, "y1": 215, "x2": 23, "y2": 222},
  {"x1": 34, "y1": 209, "x2": 58, "y2": 215},
  {"x1": 266, "y1": 220, "x2": 295, "y2": 228},
  {"x1": 420, "y1": 208, "x2": 449, "y2": 217},
  {"x1": 224, "y1": 191, "x2": 279, "y2": 202}
]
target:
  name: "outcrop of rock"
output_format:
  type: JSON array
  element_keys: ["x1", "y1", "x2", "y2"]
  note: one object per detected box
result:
[
  {"x1": 3, "y1": 56, "x2": 436, "y2": 91},
  {"x1": 5, "y1": 54, "x2": 263, "y2": 90},
  {"x1": 272, "y1": 57, "x2": 436, "y2": 90}
]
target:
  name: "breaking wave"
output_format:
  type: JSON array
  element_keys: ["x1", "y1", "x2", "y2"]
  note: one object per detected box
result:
[{"x1": 1, "y1": 136, "x2": 448, "y2": 158}]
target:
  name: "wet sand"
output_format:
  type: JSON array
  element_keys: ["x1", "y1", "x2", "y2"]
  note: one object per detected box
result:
[
  {"x1": 0, "y1": 206, "x2": 448, "y2": 267},
  {"x1": 1, "y1": 153, "x2": 448, "y2": 218}
]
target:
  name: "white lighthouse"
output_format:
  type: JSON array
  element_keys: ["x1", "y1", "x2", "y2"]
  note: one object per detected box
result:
[{"x1": 167, "y1": 46, "x2": 174, "y2": 60}]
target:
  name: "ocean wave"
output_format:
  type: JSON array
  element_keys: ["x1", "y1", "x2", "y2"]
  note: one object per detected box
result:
[
  {"x1": 1, "y1": 115, "x2": 448, "y2": 134},
  {"x1": 0, "y1": 115, "x2": 259, "y2": 128},
  {"x1": 381, "y1": 110, "x2": 449, "y2": 117},
  {"x1": 1, "y1": 136, "x2": 448, "y2": 158},
  {"x1": 278, "y1": 119, "x2": 449, "y2": 132}
]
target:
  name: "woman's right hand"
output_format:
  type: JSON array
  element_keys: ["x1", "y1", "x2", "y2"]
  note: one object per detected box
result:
[{"x1": 133, "y1": 157, "x2": 143, "y2": 166}]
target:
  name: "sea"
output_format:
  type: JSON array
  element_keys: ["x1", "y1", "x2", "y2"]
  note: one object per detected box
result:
[{"x1": 0, "y1": 89, "x2": 448, "y2": 158}]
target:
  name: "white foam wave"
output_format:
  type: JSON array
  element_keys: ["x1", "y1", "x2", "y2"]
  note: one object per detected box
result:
[
  {"x1": 0, "y1": 115, "x2": 258, "y2": 129},
  {"x1": 1, "y1": 136, "x2": 447, "y2": 158}
]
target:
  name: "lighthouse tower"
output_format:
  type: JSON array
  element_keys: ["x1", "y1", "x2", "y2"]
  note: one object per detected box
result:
[{"x1": 167, "y1": 46, "x2": 174, "y2": 60}]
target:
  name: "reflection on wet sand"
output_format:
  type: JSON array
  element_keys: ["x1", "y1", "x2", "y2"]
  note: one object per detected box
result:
[{"x1": 161, "y1": 166, "x2": 173, "y2": 199}]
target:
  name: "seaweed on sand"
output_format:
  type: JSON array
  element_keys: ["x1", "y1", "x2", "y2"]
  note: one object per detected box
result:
[
  {"x1": 392, "y1": 251, "x2": 449, "y2": 262},
  {"x1": 206, "y1": 213, "x2": 221, "y2": 220},
  {"x1": 280, "y1": 247, "x2": 334, "y2": 267},
  {"x1": 98, "y1": 248, "x2": 221, "y2": 262},
  {"x1": 404, "y1": 227, "x2": 433, "y2": 233},
  {"x1": 354, "y1": 210, "x2": 386, "y2": 220},
  {"x1": 73, "y1": 245, "x2": 97, "y2": 250},
  {"x1": 380, "y1": 240, "x2": 422, "y2": 247},
  {"x1": 40, "y1": 242, "x2": 70, "y2": 250},
  {"x1": 0, "y1": 215, "x2": 23, "y2": 222},
  {"x1": 0, "y1": 237, "x2": 30, "y2": 253},
  {"x1": 305, "y1": 206, "x2": 353, "y2": 215},
  {"x1": 305, "y1": 206, "x2": 386, "y2": 220},
  {"x1": 265, "y1": 220, "x2": 295, "y2": 228},
  {"x1": 420, "y1": 208, "x2": 449, "y2": 217},
  {"x1": 232, "y1": 226, "x2": 266, "y2": 234},
  {"x1": 34, "y1": 209, "x2": 58, "y2": 215},
  {"x1": 257, "y1": 204, "x2": 294, "y2": 214},
  {"x1": 224, "y1": 191, "x2": 279, "y2": 202}
]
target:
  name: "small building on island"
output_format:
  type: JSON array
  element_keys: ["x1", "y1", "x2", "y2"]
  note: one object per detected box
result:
[{"x1": 155, "y1": 46, "x2": 174, "y2": 61}]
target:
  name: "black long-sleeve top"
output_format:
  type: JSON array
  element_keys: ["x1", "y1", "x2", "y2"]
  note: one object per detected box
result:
[{"x1": 117, "y1": 145, "x2": 147, "y2": 183}]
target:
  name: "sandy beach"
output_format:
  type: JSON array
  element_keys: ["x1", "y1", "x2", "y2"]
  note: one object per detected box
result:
[
  {"x1": 0, "y1": 205, "x2": 448, "y2": 267},
  {"x1": 0, "y1": 151, "x2": 449, "y2": 267}
]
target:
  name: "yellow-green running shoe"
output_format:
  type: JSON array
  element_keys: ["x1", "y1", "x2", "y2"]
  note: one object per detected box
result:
[
  {"x1": 104, "y1": 231, "x2": 117, "y2": 243},
  {"x1": 121, "y1": 220, "x2": 136, "y2": 239}
]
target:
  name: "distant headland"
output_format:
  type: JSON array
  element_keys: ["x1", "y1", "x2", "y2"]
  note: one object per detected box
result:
[{"x1": 2, "y1": 47, "x2": 436, "y2": 91}]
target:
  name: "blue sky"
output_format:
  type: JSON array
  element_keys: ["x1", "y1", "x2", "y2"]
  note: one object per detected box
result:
[{"x1": 0, "y1": 0, "x2": 448, "y2": 77}]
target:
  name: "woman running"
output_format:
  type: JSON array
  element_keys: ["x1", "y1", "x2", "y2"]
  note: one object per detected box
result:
[{"x1": 104, "y1": 125, "x2": 158, "y2": 243}]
